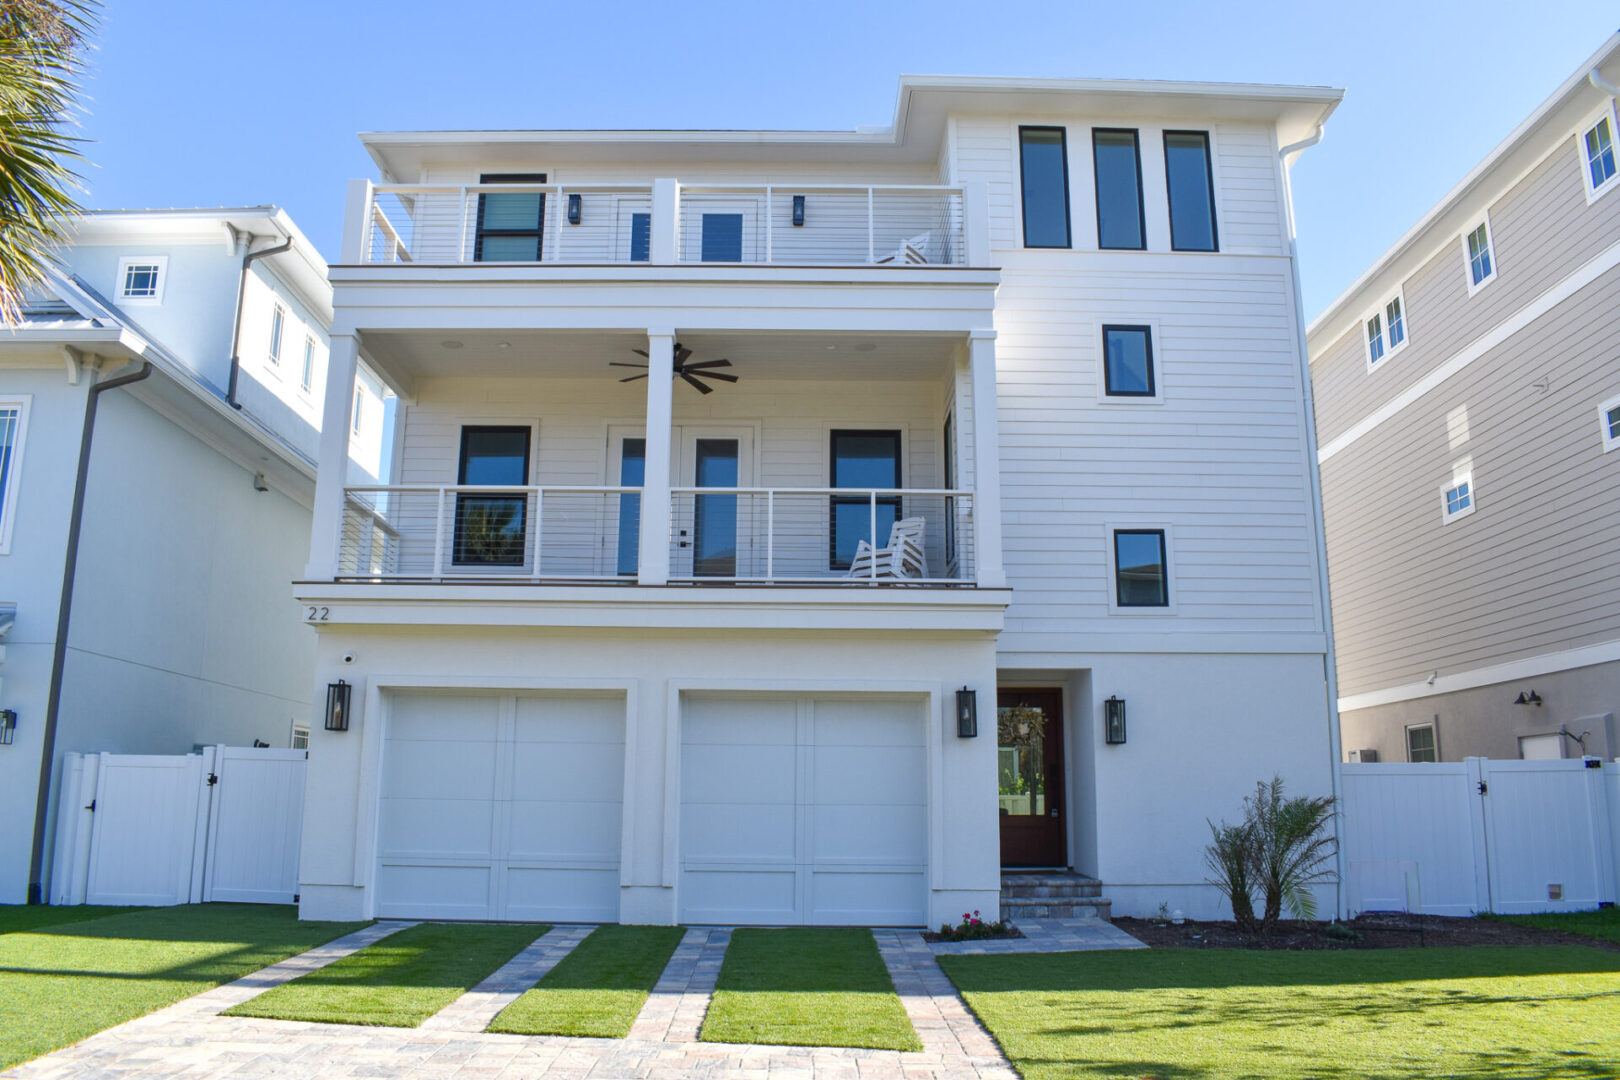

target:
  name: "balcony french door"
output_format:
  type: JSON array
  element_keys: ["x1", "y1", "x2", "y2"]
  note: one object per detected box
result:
[{"x1": 675, "y1": 428, "x2": 753, "y2": 578}]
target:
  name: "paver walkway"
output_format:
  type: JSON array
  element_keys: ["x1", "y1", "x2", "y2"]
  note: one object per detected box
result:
[{"x1": 3, "y1": 918, "x2": 1142, "y2": 1080}]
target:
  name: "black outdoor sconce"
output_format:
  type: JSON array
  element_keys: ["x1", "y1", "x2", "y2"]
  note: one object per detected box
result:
[
  {"x1": 1104, "y1": 696, "x2": 1127, "y2": 745},
  {"x1": 956, "y1": 686, "x2": 978, "y2": 738},
  {"x1": 792, "y1": 194, "x2": 806, "y2": 226},
  {"x1": 325, "y1": 680, "x2": 352, "y2": 732},
  {"x1": 1513, "y1": 690, "x2": 1543, "y2": 706},
  {"x1": 0, "y1": 709, "x2": 15, "y2": 746},
  {"x1": 567, "y1": 193, "x2": 582, "y2": 225}
]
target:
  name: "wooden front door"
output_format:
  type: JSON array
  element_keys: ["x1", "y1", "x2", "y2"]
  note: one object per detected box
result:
[{"x1": 997, "y1": 688, "x2": 1067, "y2": 867}]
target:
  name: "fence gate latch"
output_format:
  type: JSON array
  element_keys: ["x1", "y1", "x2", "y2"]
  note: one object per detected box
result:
[
  {"x1": 1476, "y1": 780, "x2": 1488, "y2": 795},
  {"x1": 207, "y1": 773, "x2": 219, "y2": 787},
  {"x1": 84, "y1": 798, "x2": 95, "y2": 812}
]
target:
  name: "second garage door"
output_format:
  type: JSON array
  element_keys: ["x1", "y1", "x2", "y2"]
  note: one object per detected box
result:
[
  {"x1": 679, "y1": 694, "x2": 928, "y2": 925},
  {"x1": 375, "y1": 690, "x2": 624, "y2": 921}
]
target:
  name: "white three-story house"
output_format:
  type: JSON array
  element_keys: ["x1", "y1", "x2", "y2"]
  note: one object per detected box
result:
[{"x1": 294, "y1": 75, "x2": 1344, "y2": 926}]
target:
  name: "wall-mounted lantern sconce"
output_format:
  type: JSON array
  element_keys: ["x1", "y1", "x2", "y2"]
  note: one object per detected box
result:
[
  {"x1": 567, "y1": 193, "x2": 582, "y2": 225},
  {"x1": 325, "y1": 680, "x2": 352, "y2": 732},
  {"x1": 0, "y1": 709, "x2": 15, "y2": 746},
  {"x1": 1513, "y1": 690, "x2": 1543, "y2": 706},
  {"x1": 792, "y1": 195, "x2": 806, "y2": 227},
  {"x1": 1104, "y1": 696, "x2": 1127, "y2": 745},
  {"x1": 955, "y1": 686, "x2": 977, "y2": 738}
]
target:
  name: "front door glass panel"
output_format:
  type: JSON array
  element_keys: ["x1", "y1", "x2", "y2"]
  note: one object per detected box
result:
[
  {"x1": 693, "y1": 438, "x2": 739, "y2": 576},
  {"x1": 616, "y1": 437, "x2": 645, "y2": 575},
  {"x1": 998, "y1": 705, "x2": 1048, "y2": 817},
  {"x1": 997, "y1": 689, "x2": 1066, "y2": 867}
]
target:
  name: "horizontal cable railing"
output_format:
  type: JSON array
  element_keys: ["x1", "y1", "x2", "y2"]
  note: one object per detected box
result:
[
  {"x1": 364, "y1": 184, "x2": 654, "y2": 265},
  {"x1": 338, "y1": 485, "x2": 642, "y2": 581},
  {"x1": 666, "y1": 487, "x2": 974, "y2": 585},
  {"x1": 677, "y1": 185, "x2": 964, "y2": 266}
]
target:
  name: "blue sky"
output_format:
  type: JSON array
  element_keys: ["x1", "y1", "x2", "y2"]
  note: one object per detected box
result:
[{"x1": 75, "y1": 1, "x2": 1616, "y2": 319}]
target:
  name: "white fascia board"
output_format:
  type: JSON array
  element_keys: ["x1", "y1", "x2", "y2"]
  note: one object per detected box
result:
[{"x1": 1339, "y1": 637, "x2": 1620, "y2": 712}]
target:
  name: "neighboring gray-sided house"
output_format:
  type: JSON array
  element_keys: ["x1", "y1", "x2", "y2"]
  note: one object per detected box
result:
[
  {"x1": 0, "y1": 209, "x2": 387, "y2": 904},
  {"x1": 1307, "y1": 35, "x2": 1620, "y2": 764}
]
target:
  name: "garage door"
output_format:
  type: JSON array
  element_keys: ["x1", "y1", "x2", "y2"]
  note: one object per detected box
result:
[
  {"x1": 679, "y1": 694, "x2": 927, "y2": 925},
  {"x1": 376, "y1": 690, "x2": 624, "y2": 921}
]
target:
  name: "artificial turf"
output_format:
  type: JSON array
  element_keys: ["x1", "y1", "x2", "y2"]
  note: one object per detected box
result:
[
  {"x1": 487, "y1": 924, "x2": 686, "y2": 1038},
  {"x1": 1491, "y1": 905, "x2": 1620, "y2": 945},
  {"x1": 700, "y1": 927, "x2": 921, "y2": 1051},
  {"x1": 939, "y1": 945, "x2": 1620, "y2": 1080},
  {"x1": 0, "y1": 903, "x2": 140, "y2": 935},
  {"x1": 223, "y1": 921, "x2": 547, "y2": 1027},
  {"x1": 0, "y1": 904, "x2": 367, "y2": 1071}
]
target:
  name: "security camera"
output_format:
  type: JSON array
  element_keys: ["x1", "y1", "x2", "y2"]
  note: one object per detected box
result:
[{"x1": 341, "y1": 653, "x2": 356, "y2": 665}]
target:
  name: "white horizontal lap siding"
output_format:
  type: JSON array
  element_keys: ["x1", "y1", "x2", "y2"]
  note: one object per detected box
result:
[{"x1": 1213, "y1": 124, "x2": 1284, "y2": 256}]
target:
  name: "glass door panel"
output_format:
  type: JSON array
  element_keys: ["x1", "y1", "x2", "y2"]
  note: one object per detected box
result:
[{"x1": 693, "y1": 438, "x2": 739, "y2": 576}]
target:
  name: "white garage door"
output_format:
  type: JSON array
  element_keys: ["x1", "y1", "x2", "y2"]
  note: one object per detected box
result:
[
  {"x1": 679, "y1": 694, "x2": 928, "y2": 925},
  {"x1": 376, "y1": 690, "x2": 624, "y2": 921}
]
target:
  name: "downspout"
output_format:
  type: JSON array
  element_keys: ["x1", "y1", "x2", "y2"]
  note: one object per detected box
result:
[
  {"x1": 26, "y1": 361, "x2": 153, "y2": 903},
  {"x1": 1277, "y1": 120, "x2": 1348, "y2": 920},
  {"x1": 225, "y1": 233, "x2": 294, "y2": 409}
]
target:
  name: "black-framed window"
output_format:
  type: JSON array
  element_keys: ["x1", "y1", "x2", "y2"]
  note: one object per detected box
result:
[
  {"x1": 701, "y1": 213, "x2": 743, "y2": 262},
  {"x1": 1113, "y1": 529, "x2": 1168, "y2": 607},
  {"x1": 629, "y1": 212, "x2": 651, "y2": 262},
  {"x1": 474, "y1": 173, "x2": 547, "y2": 262},
  {"x1": 454, "y1": 426, "x2": 531, "y2": 566},
  {"x1": 1093, "y1": 129, "x2": 1146, "y2": 251},
  {"x1": 1164, "y1": 131, "x2": 1218, "y2": 252},
  {"x1": 942, "y1": 412, "x2": 957, "y2": 566},
  {"x1": 1101, "y1": 325, "x2": 1156, "y2": 397},
  {"x1": 830, "y1": 430, "x2": 901, "y2": 569},
  {"x1": 1019, "y1": 126, "x2": 1071, "y2": 248}
]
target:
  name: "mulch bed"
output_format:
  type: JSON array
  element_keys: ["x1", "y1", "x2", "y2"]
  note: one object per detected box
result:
[
  {"x1": 922, "y1": 926, "x2": 1026, "y2": 944},
  {"x1": 1115, "y1": 912, "x2": 1620, "y2": 951}
]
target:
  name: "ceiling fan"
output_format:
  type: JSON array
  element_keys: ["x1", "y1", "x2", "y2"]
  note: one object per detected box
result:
[{"x1": 610, "y1": 342, "x2": 739, "y2": 395}]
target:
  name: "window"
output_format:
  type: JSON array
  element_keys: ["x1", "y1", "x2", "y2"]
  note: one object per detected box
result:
[
  {"x1": 1365, "y1": 289, "x2": 1409, "y2": 369},
  {"x1": 300, "y1": 336, "x2": 316, "y2": 393},
  {"x1": 1463, "y1": 218, "x2": 1495, "y2": 292},
  {"x1": 1598, "y1": 393, "x2": 1620, "y2": 452},
  {"x1": 268, "y1": 304, "x2": 285, "y2": 366},
  {"x1": 830, "y1": 430, "x2": 901, "y2": 570},
  {"x1": 1385, "y1": 296, "x2": 1405, "y2": 350},
  {"x1": 1442, "y1": 474, "x2": 1474, "y2": 522},
  {"x1": 453, "y1": 426, "x2": 532, "y2": 566},
  {"x1": 700, "y1": 213, "x2": 743, "y2": 262},
  {"x1": 1101, "y1": 324, "x2": 1156, "y2": 398},
  {"x1": 942, "y1": 413, "x2": 957, "y2": 566},
  {"x1": 474, "y1": 172, "x2": 547, "y2": 261},
  {"x1": 1093, "y1": 129, "x2": 1146, "y2": 250},
  {"x1": 117, "y1": 256, "x2": 166, "y2": 304},
  {"x1": 1111, "y1": 528, "x2": 1168, "y2": 608},
  {"x1": 290, "y1": 725, "x2": 310, "y2": 751},
  {"x1": 1019, "y1": 126, "x2": 1071, "y2": 248},
  {"x1": 1405, "y1": 722, "x2": 1438, "y2": 763},
  {"x1": 1584, "y1": 113, "x2": 1617, "y2": 197},
  {"x1": 1163, "y1": 131, "x2": 1217, "y2": 252},
  {"x1": 0, "y1": 397, "x2": 30, "y2": 554},
  {"x1": 629, "y1": 212, "x2": 651, "y2": 262},
  {"x1": 351, "y1": 388, "x2": 363, "y2": 435},
  {"x1": 616, "y1": 437, "x2": 645, "y2": 575},
  {"x1": 1366, "y1": 313, "x2": 1385, "y2": 366}
]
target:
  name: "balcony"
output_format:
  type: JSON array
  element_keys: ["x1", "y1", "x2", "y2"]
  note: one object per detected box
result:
[{"x1": 348, "y1": 180, "x2": 981, "y2": 268}]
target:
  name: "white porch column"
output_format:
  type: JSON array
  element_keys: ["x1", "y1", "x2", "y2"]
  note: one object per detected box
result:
[
  {"x1": 650, "y1": 180, "x2": 680, "y2": 265},
  {"x1": 305, "y1": 332, "x2": 359, "y2": 579},
  {"x1": 968, "y1": 330, "x2": 1007, "y2": 589},
  {"x1": 637, "y1": 330, "x2": 675, "y2": 585}
]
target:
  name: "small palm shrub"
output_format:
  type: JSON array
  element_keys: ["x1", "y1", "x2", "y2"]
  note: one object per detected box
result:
[{"x1": 1205, "y1": 776, "x2": 1337, "y2": 935}]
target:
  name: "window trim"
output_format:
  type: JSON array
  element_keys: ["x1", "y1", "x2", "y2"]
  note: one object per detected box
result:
[
  {"x1": 115, "y1": 255, "x2": 167, "y2": 306},
  {"x1": 1018, "y1": 125, "x2": 1073, "y2": 249},
  {"x1": 300, "y1": 335, "x2": 317, "y2": 395},
  {"x1": 0, "y1": 395, "x2": 32, "y2": 555},
  {"x1": 452, "y1": 424, "x2": 535, "y2": 569},
  {"x1": 1405, "y1": 721, "x2": 1439, "y2": 763},
  {"x1": 1105, "y1": 524, "x2": 1175, "y2": 614},
  {"x1": 1097, "y1": 321, "x2": 1163, "y2": 403},
  {"x1": 828, "y1": 428, "x2": 903, "y2": 571},
  {"x1": 1092, "y1": 127, "x2": 1147, "y2": 252},
  {"x1": 1441, "y1": 472, "x2": 1476, "y2": 523},
  {"x1": 474, "y1": 172, "x2": 549, "y2": 262},
  {"x1": 1461, "y1": 213, "x2": 1497, "y2": 296},
  {"x1": 1363, "y1": 287, "x2": 1409, "y2": 372},
  {"x1": 267, "y1": 303, "x2": 286, "y2": 369},
  {"x1": 1162, "y1": 129, "x2": 1219, "y2": 253},
  {"x1": 1598, "y1": 391, "x2": 1620, "y2": 453},
  {"x1": 351, "y1": 388, "x2": 363, "y2": 436},
  {"x1": 1578, "y1": 100, "x2": 1620, "y2": 204}
]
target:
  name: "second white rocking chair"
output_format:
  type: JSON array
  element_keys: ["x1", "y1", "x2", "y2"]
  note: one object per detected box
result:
[{"x1": 847, "y1": 517, "x2": 928, "y2": 580}]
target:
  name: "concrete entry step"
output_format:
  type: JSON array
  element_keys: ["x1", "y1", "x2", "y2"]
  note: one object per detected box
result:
[{"x1": 1000, "y1": 870, "x2": 1110, "y2": 920}]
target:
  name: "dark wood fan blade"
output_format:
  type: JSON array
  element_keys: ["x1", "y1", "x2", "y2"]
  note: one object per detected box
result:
[
  {"x1": 695, "y1": 370, "x2": 738, "y2": 383},
  {"x1": 619, "y1": 374, "x2": 648, "y2": 383},
  {"x1": 675, "y1": 345, "x2": 693, "y2": 364},
  {"x1": 681, "y1": 358, "x2": 732, "y2": 370},
  {"x1": 631, "y1": 348, "x2": 649, "y2": 358},
  {"x1": 680, "y1": 372, "x2": 713, "y2": 395},
  {"x1": 608, "y1": 362, "x2": 648, "y2": 368}
]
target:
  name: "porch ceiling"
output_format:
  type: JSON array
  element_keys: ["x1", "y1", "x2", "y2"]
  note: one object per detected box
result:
[{"x1": 362, "y1": 329, "x2": 960, "y2": 382}]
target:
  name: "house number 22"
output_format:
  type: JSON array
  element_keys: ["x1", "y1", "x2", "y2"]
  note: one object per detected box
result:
[{"x1": 305, "y1": 606, "x2": 331, "y2": 622}]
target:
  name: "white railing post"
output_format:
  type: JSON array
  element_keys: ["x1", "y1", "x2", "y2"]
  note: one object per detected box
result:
[
  {"x1": 964, "y1": 182, "x2": 991, "y2": 266},
  {"x1": 432, "y1": 487, "x2": 446, "y2": 579},
  {"x1": 531, "y1": 490, "x2": 544, "y2": 578},
  {"x1": 868, "y1": 491, "x2": 878, "y2": 584},
  {"x1": 651, "y1": 179, "x2": 680, "y2": 264},
  {"x1": 340, "y1": 179, "x2": 373, "y2": 265},
  {"x1": 968, "y1": 330, "x2": 1006, "y2": 588},
  {"x1": 638, "y1": 331, "x2": 676, "y2": 584},
  {"x1": 458, "y1": 186, "x2": 470, "y2": 263},
  {"x1": 305, "y1": 333, "x2": 360, "y2": 579},
  {"x1": 766, "y1": 490, "x2": 775, "y2": 580},
  {"x1": 867, "y1": 188, "x2": 875, "y2": 264},
  {"x1": 765, "y1": 185, "x2": 773, "y2": 264}
]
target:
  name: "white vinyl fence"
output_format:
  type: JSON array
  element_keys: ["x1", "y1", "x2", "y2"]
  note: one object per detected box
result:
[
  {"x1": 50, "y1": 745, "x2": 307, "y2": 907},
  {"x1": 1342, "y1": 757, "x2": 1619, "y2": 916}
]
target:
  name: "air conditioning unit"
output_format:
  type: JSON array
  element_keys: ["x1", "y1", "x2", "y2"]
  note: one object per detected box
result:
[{"x1": 1348, "y1": 748, "x2": 1379, "y2": 763}]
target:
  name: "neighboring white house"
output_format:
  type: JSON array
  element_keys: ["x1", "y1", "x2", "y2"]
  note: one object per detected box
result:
[
  {"x1": 0, "y1": 208, "x2": 386, "y2": 904},
  {"x1": 294, "y1": 75, "x2": 1343, "y2": 927}
]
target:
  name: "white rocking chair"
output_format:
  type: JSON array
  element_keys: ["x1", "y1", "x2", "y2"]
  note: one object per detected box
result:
[
  {"x1": 874, "y1": 232, "x2": 931, "y2": 266},
  {"x1": 847, "y1": 517, "x2": 928, "y2": 581}
]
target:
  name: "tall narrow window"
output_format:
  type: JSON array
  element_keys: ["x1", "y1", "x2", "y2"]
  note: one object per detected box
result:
[
  {"x1": 268, "y1": 305, "x2": 285, "y2": 366},
  {"x1": 301, "y1": 336, "x2": 316, "y2": 392},
  {"x1": 474, "y1": 172, "x2": 547, "y2": 261},
  {"x1": 830, "y1": 430, "x2": 901, "y2": 569},
  {"x1": 616, "y1": 437, "x2": 645, "y2": 575},
  {"x1": 0, "y1": 401, "x2": 26, "y2": 551},
  {"x1": 629, "y1": 212, "x2": 651, "y2": 262},
  {"x1": 1585, "y1": 115, "x2": 1616, "y2": 193},
  {"x1": 1366, "y1": 313, "x2": 1385, "y2": 366},
  {"x1": 1600, "y1": 393, "x2": 1620, "y2": 452},
  {"x1": 693, "y1": 439, "x2": 740, "y2": 576},
  {"x1": 1101, "y1": 325, "x2": 1156, "y2": 397},
  {"x1": 1018, "y1": 126, "x2": 1071, "y2": 248},
  {"x1": 942, "y1": 413, "x2": 956, "y2": 566},
  {"x1": 1385, "y1": 297, "x2": 1405, "y2": 349},
  {"x1": 454, "y1": 426, "x2": 531, "y2": 566},
  {"x1": 700, "y1": 213, "x2": 743, "y2": 262},
  {"x1": 1163, "y1": 131, "x2": 1217, "y2": 252},
  {"x1": 1465, "y1": 221, "x2": 1495, "y2": 289},
  {"x1": 1093, "y1": 129, "x2": 1145, "y2": 250},
  {"x1": 1112, "y1": 529, "x2": 1168, "y2": 607},
  {"x1": 352, "y1": 388, "x2": 363, "y2": 435}
]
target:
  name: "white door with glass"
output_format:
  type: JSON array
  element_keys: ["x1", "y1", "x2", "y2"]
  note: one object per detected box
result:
[{"x1": 607, "y1": 428, "x2": 753, "y2": 579}]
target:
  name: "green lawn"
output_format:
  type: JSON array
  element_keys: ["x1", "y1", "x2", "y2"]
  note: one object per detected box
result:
[
  {"x1": 0, "y1": 904, "x2": 140, "y2": 935},
  {"x1": 0, "y1": 904, "x2": 367, "y2": 1071},
  {"x1": 225, "y1": 921, "x2": 546, "y2": 1027},
  {"x1": 940, "y1": 946, "x2": 1620, "y2": 1080},
  {"x1": 487, "y1": 924, "x2": 685, "y2": 1037},
  {"x1": 701, "y1": 928, "x2": 921, "y2": 1051},
  {"x1": 1491, "y1": 906, "x2": 1620, "y2": 945}
]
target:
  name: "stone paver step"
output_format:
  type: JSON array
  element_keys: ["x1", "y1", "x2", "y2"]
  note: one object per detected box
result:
[
  {"x1": 1002, "y1": 897, "x2": 1112, "y2": 920},
  {"x1": 1000, "y1": 880, "x2": 1103, "y2": 898}
]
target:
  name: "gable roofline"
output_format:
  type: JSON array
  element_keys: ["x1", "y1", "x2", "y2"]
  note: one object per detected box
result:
[{"x1": 1307, "y1": 32, "x2": 1620, "y2": 352}]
